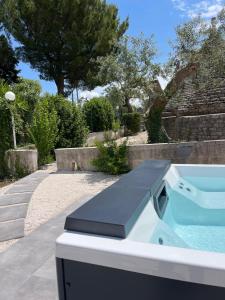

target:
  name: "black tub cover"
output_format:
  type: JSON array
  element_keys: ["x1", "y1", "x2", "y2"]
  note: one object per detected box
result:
[{"x1": 64, "y1": 160, "x2": 171, "y2": 239}]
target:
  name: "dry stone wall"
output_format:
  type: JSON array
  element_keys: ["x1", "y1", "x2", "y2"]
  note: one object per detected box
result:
[
  {"x1": 163, "y1": 78, "x2": 225, "y2": 141},
  {"x1": 163, "y1": 113, "x2": 225, "y2": 141}
]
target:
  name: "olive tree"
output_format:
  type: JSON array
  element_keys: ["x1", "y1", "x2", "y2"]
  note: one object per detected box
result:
[
  {"x1": 165, "y1": 9, "x2": 225, "y2": 87},
  {"x1": 97, "y1": 34, "x2": 160, "y2": 113}
]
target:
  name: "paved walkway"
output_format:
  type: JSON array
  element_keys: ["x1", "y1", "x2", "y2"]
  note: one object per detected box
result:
[
  {"x1": 0, "y1": 194, "x2": 91, "y2": 300},
  {"x1": 0, "y1": 171, "x2": 49, "y2": 242}
]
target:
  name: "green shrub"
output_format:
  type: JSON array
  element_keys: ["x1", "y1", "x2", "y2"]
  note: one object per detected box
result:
[
  {"x1": 112, "y1": 120, "x2": 121, "y2": 133},
  {"x1": 122, "y1": 112, "x2": 141, "y2": 135},
  {"x1": 145, "y1": 108, "x2": 168, "y2": 143},
  {"x1": 5, "y1": 154, "x2": 30, "y2": 179},
  {"x1": 12, "y1": 78, "x2": 41, "y2": 144},
  {"x1": 28, "y1": 98, "x2": 58, "y2": 166},
  {"x1": 83, "y1": 97, "x2": 114, "y2": 132},
  {"x1": 92, "y1": 140, "x2": 130, "y2": 175},
  {"x1": 49, "y1": 95, "x2": 88, "y2": 148},
  {"x1": 0, "y1": 81, "x2": 12, "y2": 179},
  {"x1": 0, "y1": 80, "x2": 29, "y2": 178}
]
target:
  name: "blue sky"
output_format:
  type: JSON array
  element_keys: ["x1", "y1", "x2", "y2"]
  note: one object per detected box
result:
[{"x1": 16, "y1": 0, "x2": 224, "y2": 96}]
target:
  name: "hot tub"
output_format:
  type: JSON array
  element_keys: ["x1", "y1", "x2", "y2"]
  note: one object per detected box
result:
[{"x1": 56, "y1": 161, "x2": 225, "y2": 300}]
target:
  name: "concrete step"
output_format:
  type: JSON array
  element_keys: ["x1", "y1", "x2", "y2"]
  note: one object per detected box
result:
[
  {"x1": 5, "y1": 185, "x2": 37, "y2": 194},
  {"x1": 0, "y1": 171, "x2": 49, "y2": 242},
  {"x1": 0, "y1": 193, "x2": 32, "y2": 206},
  {"x1": 0, "y1": 203, "x2": 28, "y2": 222},
  {"x1": 0, "y1": 219, "x2": 24, "y2": 241}
]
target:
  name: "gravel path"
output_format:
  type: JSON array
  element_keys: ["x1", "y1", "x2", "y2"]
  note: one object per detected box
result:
[
  {"x1": 0, "y1": 169, "x2": 118, "y2": 252},
  {"x1": 117, "y1": 131, "x2": 148, "y2": 145}
]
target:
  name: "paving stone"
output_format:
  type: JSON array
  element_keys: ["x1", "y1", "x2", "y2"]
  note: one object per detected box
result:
[
  {"x1": 9, "y1": 275, "x2": 58, "y2": 300},
  {"x1": 15, "y1": 175, "x2": 47, "y2": 185},
  {"x1": 0, "y1": 192, "x2": 32, "y2": 206},
  {"x1": 5, "y1": 173, "x2": 48, "y2": 195},
  {"x1": 0, "y1": 196, "x2": 91, "y2": 299},
  {"x1": 0, "y1": 268, "x2": 30, "y2": 300},
  {"x1": 5, "y1": 185, "x2": 36, "y2": 194},
  {"x1": 34, "y1": 255, "x2": 57, "y2": 280},
  {"x1": 0, "y1": 219, "x2": 24, "y2": 241},
  {"x1": 0, "y1": 203, "x2": 28, "y2": 222},
  {"x1": 0, "y1": 171, "x2": 49, "y2": 242},
  {"x1": 0, "y1": 237, "x2": 54, "y2": 274}
]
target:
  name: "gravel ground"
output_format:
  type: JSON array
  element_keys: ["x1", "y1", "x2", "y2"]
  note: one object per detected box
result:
[
  {"x1": 0, "y1": 168, "x2": 118, "y2": 252},
  {"x1": 117, "y1": 131, "x2": 148, "y2": 145},
  {"x1": 0, "y1": 180, "x2": 14, "y2": 189}
]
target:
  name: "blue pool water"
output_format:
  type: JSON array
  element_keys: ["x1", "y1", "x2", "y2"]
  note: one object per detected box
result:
[
  {"x1": 184, "y1": 176, "x2": 225, "y2": 192},
  {"x1": 150, "y1": 177, "x2": 225, "y2": 253}
]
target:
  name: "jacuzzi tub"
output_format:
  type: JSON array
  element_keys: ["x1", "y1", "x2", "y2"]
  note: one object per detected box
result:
[{"x1": 56, "y1": 161, "x2": 225, "y2": 300}]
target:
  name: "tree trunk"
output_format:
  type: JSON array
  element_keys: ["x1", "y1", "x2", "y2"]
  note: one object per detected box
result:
[
  {"x1": 124, "y1": 98, "x2": 133, "y2": 113},
  {"x1": 76, "y1": 87, "x2": 79, "y2": 104},
  {"x1": 55, "y1": 75, "x2": 65, "y2": 96},
  {"x1": 145, "y1": 80, "x2": 168, "y2": 143}
]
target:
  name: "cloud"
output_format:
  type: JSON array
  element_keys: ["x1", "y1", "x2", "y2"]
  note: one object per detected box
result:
[
  {"x1": 172, "y1": 0, "x2": 224, "y2": 18},
  {"x1": 172, "y1": 0, "x2": 186, "y2": 12},
  {"x1": 79, "y1": 86, "x2": 106, "y2": 100}
]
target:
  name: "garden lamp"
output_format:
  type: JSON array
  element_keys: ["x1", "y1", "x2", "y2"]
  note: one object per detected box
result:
[{"x1": 5, "y1": 91, "x2": 17, "y2": 149}]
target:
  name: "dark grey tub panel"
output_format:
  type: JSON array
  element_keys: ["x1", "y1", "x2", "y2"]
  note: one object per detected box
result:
[
  {"x1": 65, "y1": 160, "x2": 171, "y2": 238},
  {"x1": 57, "y1": 258, "x2": 225, "y2": 300}
]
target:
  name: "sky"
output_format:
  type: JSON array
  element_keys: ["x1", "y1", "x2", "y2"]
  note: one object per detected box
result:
[{"x1": 16, "y1": 0, "x2": 225, "y2": 97}]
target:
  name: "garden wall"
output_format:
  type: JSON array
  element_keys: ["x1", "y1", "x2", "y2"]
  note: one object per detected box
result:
[
  {"x1": 6, "y1": 149, "x2": 38, "y2": 175},
  {"x1": 55, "y1": 140, "x2": 225, "y2": 171},
  {"x1": 162, "y1": 113, "x2": 225, "y2": 141}
]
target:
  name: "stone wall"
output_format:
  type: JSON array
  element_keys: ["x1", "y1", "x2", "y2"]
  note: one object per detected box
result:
[
  {"x1": 162, "y1": 78, "x2": 225, "y2": 142},
  {"x1": 163, "y1": 113, "x2": 225, "y2": 141},
  {"x1": 55, "y1": 140, "x2": 225, "y2": 171},
  {"x1": 6, "y1": 150, "x2": 38, "y2": 175},
  {"x1": 55, "y1": 147, "x2": 99, "y2": 171},
  {"x1": 164, "y1": 79, "x2": 225, "y2": 117}
]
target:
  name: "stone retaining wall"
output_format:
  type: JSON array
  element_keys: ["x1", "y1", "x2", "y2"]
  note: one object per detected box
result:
[
  {"x1": 55, "y1": 147, "x2": 99, "y2": 171},
  {"x1": 163, "y1": 113, "x2": 225, "y2": 141},
  {"x1": 6, "y1": 149, "x2": 38, "y2": 175},
  {"x1": 55, "y1": 140, "x2": 225, "y2": 171}
]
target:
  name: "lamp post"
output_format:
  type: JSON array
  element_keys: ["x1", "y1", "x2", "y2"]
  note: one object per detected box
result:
[{"x1": 5, "y1": 91, "x2": 17, "y2": 149}]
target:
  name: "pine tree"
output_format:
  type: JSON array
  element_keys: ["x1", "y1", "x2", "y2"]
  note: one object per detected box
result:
[
  {"x1": 0, "y1": 35, "x2": 19, "y2": 84},
  {"x1": 2, "y1": 0, "x2": 128, "y2": 95}
]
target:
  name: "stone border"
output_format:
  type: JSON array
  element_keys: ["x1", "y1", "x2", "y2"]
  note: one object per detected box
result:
[{"x1": 0, "y1": 171, "x2": 48, "y2": 242}]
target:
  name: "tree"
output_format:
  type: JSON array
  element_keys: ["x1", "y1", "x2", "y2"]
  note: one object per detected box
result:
[
  {"x1": 165, "y1": 9, "x2": 225, "y2": 86},
  {"x1": 145, "y1": 80, "x2": 168, "y2": 143},
  {"x1": 145, "y1": 9, "x2": 225, "y2": 144},
  {"x1": 10, "y1": 78, "x2": 41, "y2": 144},
  {"x1": 97, "y1": 34, "x2": 160, "y2": 112},
  {"x1": 2, "y1": 0, "x2": 128, "y2": 96},
  {"x1": 0, "y1": 35, "x2": 19, "y2": 83},
  {"x1": 12, "y1": 78, "x2": 41, "y2": 123},
  {"x1": 46, "y1": 94, "x2": 88, "y2": 148},
  {"x1": 0, "y1": 80, "x2": 12, "y2": 178},
  {"x1": 83, "y1": 97, "x2": 114, "y2": 132},
  {"x1": 29, "y1": 98, "x2": 58, "y2": 165},
  {"x1": 0, "y1": 80, "x2": 27, "y2": 177}
]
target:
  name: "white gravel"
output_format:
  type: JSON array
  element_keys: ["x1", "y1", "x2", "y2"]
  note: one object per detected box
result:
[
  {"x1": 117, "y1": 131, "x2": 148, "y2": 145},
  {"x1": 0, "y1": 169, "x2": 118, "y2": 252}
]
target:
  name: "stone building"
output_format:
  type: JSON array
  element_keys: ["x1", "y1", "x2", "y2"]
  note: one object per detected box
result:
[{"x1": 162, "y1": 75, "x2": 225, "y2": 142}]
